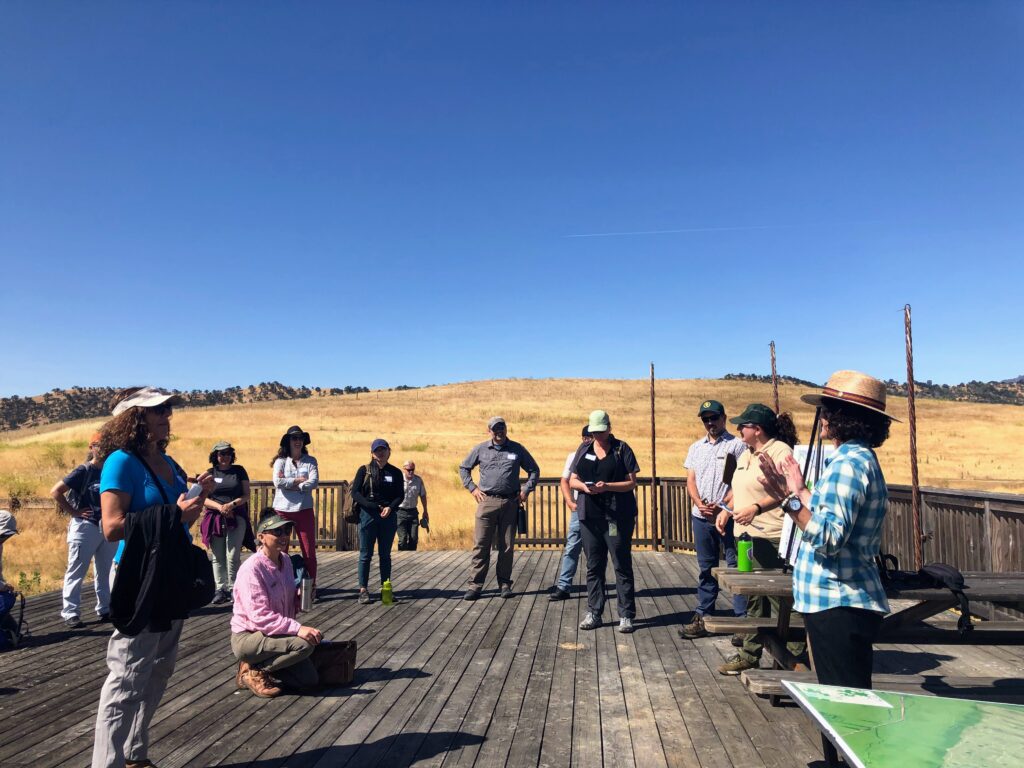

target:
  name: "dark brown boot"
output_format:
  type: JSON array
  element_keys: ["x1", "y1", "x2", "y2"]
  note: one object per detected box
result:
[{"x1": 243, "y1": 667, "x2": 282, "y2": 698}]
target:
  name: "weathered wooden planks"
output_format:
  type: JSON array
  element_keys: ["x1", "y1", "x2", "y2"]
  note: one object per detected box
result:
[{"x1": 1, "y1": 550, "x2": 1022, "y2": 767}]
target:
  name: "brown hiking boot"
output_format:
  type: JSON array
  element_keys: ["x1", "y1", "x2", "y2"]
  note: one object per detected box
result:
[
  {"x1": 678, "y1": 614, "x2": 708, "y2": 639},
  {"x1": 236, "y1": 661, "x2": 250, "y2": 689},
  {"x1": 718, "y1": 654, "x2": 758, "y2": 676},
  {"x1": 243, "y1": 667, "x2": 282, "y2": 698}
]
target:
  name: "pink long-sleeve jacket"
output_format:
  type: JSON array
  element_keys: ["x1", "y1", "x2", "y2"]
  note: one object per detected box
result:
[{"x1": 230, "y1": 550, "x2": 301, "y2": 636}]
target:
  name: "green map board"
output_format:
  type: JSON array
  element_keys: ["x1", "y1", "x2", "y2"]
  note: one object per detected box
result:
[{"x1": 783, "y1": 681, "x2": 1024, "y2": 767}]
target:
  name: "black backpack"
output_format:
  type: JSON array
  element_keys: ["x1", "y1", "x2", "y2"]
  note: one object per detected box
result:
[
  {"x1": 0, "y1": 590, "x2": 25, "y2": 651},
  {"x1": 876, "y1": 554, "x2": 973, "y2": 637}
]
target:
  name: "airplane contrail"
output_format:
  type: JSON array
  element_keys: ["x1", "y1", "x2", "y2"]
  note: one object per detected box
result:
[{"x1": 565, "y1": 223, "x2": 800, "y2": 238}]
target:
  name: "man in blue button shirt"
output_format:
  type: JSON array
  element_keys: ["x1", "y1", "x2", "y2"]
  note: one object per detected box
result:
[{"x1": 459, "y1": 416, "x2": 540, "y2": 601}]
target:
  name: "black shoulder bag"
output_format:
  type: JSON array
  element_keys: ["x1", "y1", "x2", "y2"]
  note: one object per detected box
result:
[
  {"x1": 130, "y1": 452, "x2": 216, "y2": 611},
  {"x1": 345, "y1": 463, "x2": 374, "y2": 524}
]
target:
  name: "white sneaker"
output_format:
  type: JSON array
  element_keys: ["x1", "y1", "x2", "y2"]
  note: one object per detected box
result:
[
  {"x1": 579, "y1": 612, "x2": 601, "y2": 630},
  {"x1": 618, "y1": 617, "x2": 634, "y2": 634}
]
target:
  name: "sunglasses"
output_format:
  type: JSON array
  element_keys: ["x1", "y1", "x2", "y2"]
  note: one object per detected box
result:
[
  {"x1": 264, "y1": 526, "x2": 293, "y2": 537},
  {"x1": 148, "y1": 404, "x2": 173, "y2": 416},
  {"x1": 701, "y1": 415, "x2": 721, "y2": 423},
  {"x1": 216, "y1": 450, "x2": 233, "y2": 456}
]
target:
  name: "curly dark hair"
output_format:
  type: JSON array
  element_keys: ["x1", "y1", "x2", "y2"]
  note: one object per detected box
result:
[
  {"x1": 209, "y1": 448, "x2": 237, "y2": 466},
  {"x1": 95, "y1": 387, "x2": 159, "y2": 460},
  {"x1": 821, "y1": 398, "x2": 891, "y2": 448},
  {"x1": 765, "y1": 412, "x2": 799, "y2": 448}
]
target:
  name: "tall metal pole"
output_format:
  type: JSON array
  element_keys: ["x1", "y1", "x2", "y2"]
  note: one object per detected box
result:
[
  {"x1": 650, "y1": 362, "x2": 659, "y2": 551},
  {"x1": 770, "y1": 341, "x2": 780, "y2": 414},
  {"x1": 905, "y1": 305, "x2": 924, "y2": 569}
]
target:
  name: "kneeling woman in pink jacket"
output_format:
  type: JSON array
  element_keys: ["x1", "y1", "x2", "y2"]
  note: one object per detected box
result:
[{"x1": 231, "y1": 512, "x2": 323, "y2": 697}]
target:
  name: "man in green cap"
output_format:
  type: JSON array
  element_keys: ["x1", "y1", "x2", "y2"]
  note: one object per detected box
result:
[{"x1": 679, "y1": 399, "x2": 748, "y2": 640}]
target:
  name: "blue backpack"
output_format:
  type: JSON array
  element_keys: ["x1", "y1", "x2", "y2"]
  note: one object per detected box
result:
[{"x1": 0, "y1": 590, "x2": 25, "y2": 651}]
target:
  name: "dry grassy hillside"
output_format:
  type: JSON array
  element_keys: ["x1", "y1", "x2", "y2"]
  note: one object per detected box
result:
[{"x1": 3, "y1": 377, "x2": 1024, "y2": 593}]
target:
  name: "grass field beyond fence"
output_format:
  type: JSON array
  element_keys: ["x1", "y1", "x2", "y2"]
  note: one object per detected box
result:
[{"x1": 4, "y1": 377, "x2": 1024, "y2": 594}]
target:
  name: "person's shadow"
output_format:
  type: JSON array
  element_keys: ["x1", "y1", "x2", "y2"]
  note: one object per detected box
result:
[{"x1": 215, "y1": 730, "x2": 485, "y2": 767}]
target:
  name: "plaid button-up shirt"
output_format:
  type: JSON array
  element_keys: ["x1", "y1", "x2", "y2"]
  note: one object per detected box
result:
[{"x1": 793, "y1": 440, "x2": 890, "y2": 615}]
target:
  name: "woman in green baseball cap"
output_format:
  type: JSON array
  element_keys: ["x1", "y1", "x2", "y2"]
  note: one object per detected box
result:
[
  {"x1": 201, "y1": 441, "x2": 256, "y2": 604},
  {"x1": 231, "y1": 509, "x2": 323, "y2": 698},
  {"x1": 714, "y1": 403, "x2": 805, "y2": 676}
]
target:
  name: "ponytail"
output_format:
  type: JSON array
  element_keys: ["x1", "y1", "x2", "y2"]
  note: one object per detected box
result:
[{"x1": 768, "y1": 412, "x2": 799, "y2": 448}]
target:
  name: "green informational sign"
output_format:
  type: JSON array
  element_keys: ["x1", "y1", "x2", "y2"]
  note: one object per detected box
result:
[{"x1": 784, "y1": 681, "x2": 1024, "y2": 767}]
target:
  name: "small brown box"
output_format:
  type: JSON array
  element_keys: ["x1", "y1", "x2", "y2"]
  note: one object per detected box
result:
[{"x1": 312, "y1": 639, "x2": 357, "y2": 687}]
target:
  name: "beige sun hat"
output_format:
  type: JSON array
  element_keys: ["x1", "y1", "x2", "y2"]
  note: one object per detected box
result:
[{"x1": 801, "y1": 370, "x2": 901, "y2": 422}]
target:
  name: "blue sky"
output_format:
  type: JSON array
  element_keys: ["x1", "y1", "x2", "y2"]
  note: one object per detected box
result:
[{"x1": 2, "y1": 2, "x2": 1022, "y2": 396}]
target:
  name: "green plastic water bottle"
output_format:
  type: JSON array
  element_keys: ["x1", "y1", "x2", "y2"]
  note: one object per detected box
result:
[
  {"x1": 737, "y1": 534, "x2": 754, "y2": 572},
  {"x1": 381, "y1": 580, "x2": 394, "y2": 605}
]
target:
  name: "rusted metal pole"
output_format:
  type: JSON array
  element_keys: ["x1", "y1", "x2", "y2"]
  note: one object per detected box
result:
[
  {"x1": 770, "y1": 341, "x2": 780, "y2": 414},
  {"x1": 905, "y1": 305, "x2": 924, "y2": 569},
  {"x1": 650, "y1": 362, "x2": 659, "y2": 551}
]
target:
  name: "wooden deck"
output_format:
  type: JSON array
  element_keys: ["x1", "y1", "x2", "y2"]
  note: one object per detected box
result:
[{"x1": 1, "y1": 550, "x2": 1022, "y2": 767}]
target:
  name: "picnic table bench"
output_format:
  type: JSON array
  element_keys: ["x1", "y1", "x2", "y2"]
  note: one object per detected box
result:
[{"x1": 708, "y1": 567, "x2": 1024, "y2": 705}]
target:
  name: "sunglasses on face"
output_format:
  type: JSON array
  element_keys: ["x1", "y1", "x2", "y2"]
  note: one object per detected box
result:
[
  {"x1": 217, "y1": 450, "x2": 232, "y2": 456},
  {"x1": 148, "y1": 404, "x2": 173, "y2": 416},
  {"x1": 701, "y1": 415, "x2": 721, "y2": 423},
  {"x1": 265, "y1": 526, "x2": 292, "y2": 538}
]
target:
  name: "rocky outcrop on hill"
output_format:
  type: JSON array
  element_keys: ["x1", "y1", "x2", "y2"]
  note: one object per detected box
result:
[
  {"x1": 725, "y1": 372, "x2": 1024, "y2": 407},
  {"x1": 0, "y1": 382, "x2": 373, "y2": 431}
]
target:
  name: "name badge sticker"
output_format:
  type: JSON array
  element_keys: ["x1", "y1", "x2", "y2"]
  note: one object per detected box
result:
[
  {"x1": 506, "y1": 453, "x2": 517, "y2": 461},
  {"x1": 384, "y1": 475, "x2": 394, "y2": 483},
  {"x1": 214, "y1": 477, "x2": 224, "y2": 483},
  {"x1": 584, "y1": 454, "x2": 597, "y2": 461}
]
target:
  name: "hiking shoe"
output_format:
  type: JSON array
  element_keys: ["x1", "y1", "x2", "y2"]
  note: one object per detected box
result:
[
  {"x1": 579, "y1": 612, "x2": 602, "y2": 630},
  {"x1": 64, "y1": 616, "x2": 84, "y2": 629},
  {"x1": 98, "y1": 613, "x2": 111, "y2": 623},
  {"x1": 678, "y1": 614, "x2": 708, "y2": 639},
  {"x1": 243, "y1": 667, "x2": 282, "y2": 698},
  {"x1": 718, "y1": 654, "x2": 758, "y2": 676},
  {"x1": 500, "y1": 585, "x2": 514, "y2": 599},
  {"x1": 731, "y1": 634, "x2": 744, "y2": 648},
  {"x1": 548, "y1": 588, "x2": 570, "y2": 601},
  {"x1": 463, "y1": 589, "x2": 481, "y2": 601},
  {"x1": 358, "y1": 591, "x2": 372, "y2": 605},
  {"x1": 211, "y1": 590, "x2": 228, "y2": 605},
  {"x1": 236, "y1": 661, "x2": 250, "y2": 689},
  {"x1": 618, "y1": 617, "x2": 635, "y2": 634}
]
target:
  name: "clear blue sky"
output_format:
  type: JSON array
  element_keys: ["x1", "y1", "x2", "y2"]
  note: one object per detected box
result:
[{"x1": 2, "y1": 2, "x2": 1022, "y2": 396}]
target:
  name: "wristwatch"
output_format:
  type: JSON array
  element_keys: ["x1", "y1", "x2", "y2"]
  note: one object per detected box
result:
[{"x1": 782, "y1": 494, "x2": 803, "y2": 513}]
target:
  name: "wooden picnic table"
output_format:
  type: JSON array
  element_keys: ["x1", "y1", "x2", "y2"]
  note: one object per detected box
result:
[{"x1": 709, "y1": 568, "x2": 1024, "y2": 674}]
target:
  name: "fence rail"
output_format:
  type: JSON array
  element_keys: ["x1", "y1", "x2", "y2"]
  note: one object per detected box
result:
[
  {"x1": 248, "y1": 481, "x2": 353, "y2": 551},
  {"x1": 12, "y1": 477, "x2": 1024, "y2": 611}
]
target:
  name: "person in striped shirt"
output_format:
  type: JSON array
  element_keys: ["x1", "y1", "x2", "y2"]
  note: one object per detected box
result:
[{"x1": 758, "y1": 370, "x2": 897, "y2": 690}]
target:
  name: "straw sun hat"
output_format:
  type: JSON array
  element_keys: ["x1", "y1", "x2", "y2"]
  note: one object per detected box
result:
[{"x1": 801, "y1": 370, "x2": 901, "y2": 422}]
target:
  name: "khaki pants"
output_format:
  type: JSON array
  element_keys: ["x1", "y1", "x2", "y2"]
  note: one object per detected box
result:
[
  {"x1": 92, "y1": 620, "x2": 183, "y2": 768},
  {"x1": 468, "y1": 495, "x2": 517, "y2": 588},
  {"x1": 231, "y1": 630, "x2": 318, "y2": 689},
  {"x1": 739, "y1": 537, "x2": 807, "y2": 664}
]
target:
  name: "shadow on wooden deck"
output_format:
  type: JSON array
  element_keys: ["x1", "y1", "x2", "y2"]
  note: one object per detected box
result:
[{"x1": 1, "y1": 550, "x2": 1021, "y2": 767}]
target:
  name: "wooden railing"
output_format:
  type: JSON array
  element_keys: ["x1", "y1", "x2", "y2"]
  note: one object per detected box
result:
[
  {"x1": 882, "y1": 484, "x2": 1024, "y2": 620},
  {"x1": 248, "y1": 481, "x2": 353, "y2": 551},
  {"x1": 518, "y1": 477, "x2": 693, "y2": 550}
]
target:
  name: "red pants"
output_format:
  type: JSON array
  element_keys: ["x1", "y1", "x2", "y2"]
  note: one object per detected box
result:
[{"x1": 276, "y1": 507, "x2": 318, "y2": 584}]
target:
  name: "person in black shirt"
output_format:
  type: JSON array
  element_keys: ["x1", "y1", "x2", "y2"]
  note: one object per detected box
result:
[
  {"x1": 569, "y1": 410, "x2": 641, "y2": 634},
  {"x1": 351, "y1": 439, "x2": 405, "y2": 604},
  {"x1": 200, "y1": 441, "x2": 254, "y2": 604}
]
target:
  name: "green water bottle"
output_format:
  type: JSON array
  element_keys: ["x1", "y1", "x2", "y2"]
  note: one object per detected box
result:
[
  {"x1": 381, "y1": 580, "x2": 394, "y2": 605},
  {"x1": 737, "y1": 533, "x2": 754, "y2": 572}
]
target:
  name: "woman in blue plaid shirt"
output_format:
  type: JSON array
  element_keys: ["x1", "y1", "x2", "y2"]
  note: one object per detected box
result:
[{"x1": 758, "y1": 370, "x2": 898, "y2": 690}]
